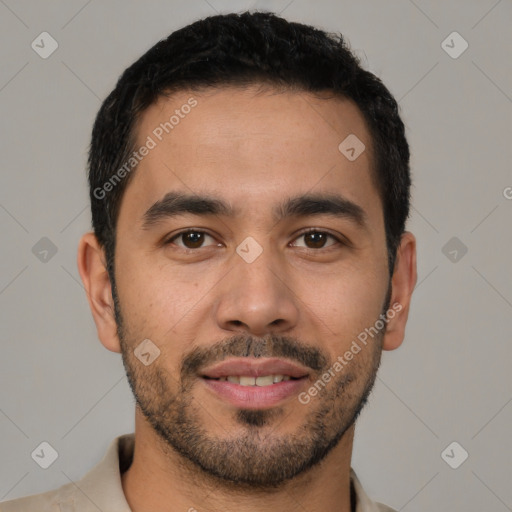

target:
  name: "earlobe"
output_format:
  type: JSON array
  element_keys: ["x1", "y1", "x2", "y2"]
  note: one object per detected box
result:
[
  {"x1": 382, "y1": 231, "x2": 417, "y2": 351},
  {"x1": 77, "y1": 232, "x2": 122, "y2": 353}
]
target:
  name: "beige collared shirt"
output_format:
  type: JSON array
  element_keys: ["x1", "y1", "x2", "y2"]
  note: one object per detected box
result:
[{"x1": 0, "y1": 433, "x2": 396, "y2": 511}]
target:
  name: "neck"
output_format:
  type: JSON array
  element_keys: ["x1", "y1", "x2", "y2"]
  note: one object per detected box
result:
[{"x1": 121, "y1": 409, "x2": 355, "y2": 512}]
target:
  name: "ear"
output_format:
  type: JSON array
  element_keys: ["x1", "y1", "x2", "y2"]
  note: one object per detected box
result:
[
  {"x1": 77, "y1": 232, "x2": 122, "y2": 353},
  {"x1": 382, "y1": 231, "x2": 417, "y2": 351}
]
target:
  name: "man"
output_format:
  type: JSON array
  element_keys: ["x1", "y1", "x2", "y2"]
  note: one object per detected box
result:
[{"x1": 1, "y1": 10, "x2": 416, "y2": 512}]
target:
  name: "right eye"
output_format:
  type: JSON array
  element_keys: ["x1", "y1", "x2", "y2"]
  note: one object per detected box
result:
[{"x1": 165, "y1": 230, "x2": 221, "y2": 250}]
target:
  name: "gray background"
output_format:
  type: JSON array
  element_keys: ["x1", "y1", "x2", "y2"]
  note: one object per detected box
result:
[{"x1": 0, "y1": 0, "x2": 511, "y2": 510}]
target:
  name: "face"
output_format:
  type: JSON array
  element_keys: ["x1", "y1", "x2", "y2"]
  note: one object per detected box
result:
[{"x1": 111, "y1": 86, "x2": 393, "y2": 487}]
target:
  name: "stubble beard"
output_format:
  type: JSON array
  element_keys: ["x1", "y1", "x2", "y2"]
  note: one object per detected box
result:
[{"x1": 112, "y1": 277, "x2": 389, "y2": 489}]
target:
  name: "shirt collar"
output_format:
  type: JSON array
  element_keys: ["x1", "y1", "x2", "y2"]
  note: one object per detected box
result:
[
  {"x1": 60, "y1": 434, "x2": 390, "y2": 512},
  {"x1": 350, "y1": 468, "x2": 391, "y2": 512}
]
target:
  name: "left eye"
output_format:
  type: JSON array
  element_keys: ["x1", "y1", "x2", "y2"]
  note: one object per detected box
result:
[{"x1": 291, "y1": 230, "x2": 339, "y2": 249}]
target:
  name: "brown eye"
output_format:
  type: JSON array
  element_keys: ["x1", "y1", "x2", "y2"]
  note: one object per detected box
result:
[
  {"x1": 292, "y1": 230, "x2": 339, "y2": 249},
  {"x1": 168, "y1": 230, "x2": 218, "y2": 249}
]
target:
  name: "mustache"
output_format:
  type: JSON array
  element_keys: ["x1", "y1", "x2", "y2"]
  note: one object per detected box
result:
[{"x1": 181, "y1": 333, "x2": 329, "y2": 380}]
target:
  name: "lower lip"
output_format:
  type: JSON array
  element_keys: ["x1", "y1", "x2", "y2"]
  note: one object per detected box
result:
[{"x1": 201, "y1": 378, "x2": 308, "y2": 409}]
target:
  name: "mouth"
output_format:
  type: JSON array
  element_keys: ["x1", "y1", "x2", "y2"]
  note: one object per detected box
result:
[
  {"x1": 200, "y1": 358, "x2": 310, "y2": 409},
  {"x1": 203, "y1": 374, "x2": 300, "y2": 386}
]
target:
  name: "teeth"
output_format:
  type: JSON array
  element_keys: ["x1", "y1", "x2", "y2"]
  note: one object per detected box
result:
[
  {"x1": 218, "y1": 375, "x2": 293, "y2": 386},
  {"x1": 255, "y1": 375, "x2": 274, "y2": 386},
  {"x1": 239, "y1": 376, "x2": 256, "y2": 386}
]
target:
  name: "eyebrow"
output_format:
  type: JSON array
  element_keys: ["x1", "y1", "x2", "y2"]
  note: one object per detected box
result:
[{"x1": 141, "y1": 191, "x2": 369, "y2": 231}]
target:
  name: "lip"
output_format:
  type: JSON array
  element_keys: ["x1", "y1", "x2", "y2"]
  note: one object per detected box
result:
[
  {"x1": 200, "y1": 357, "x2": 310, "y2": 379},
  {"x1": 200, "y1": 357, "x2": 310, "y2": 409},
  {"x1": 202, "y1": 377, "x2": 308, "y2": 409}
]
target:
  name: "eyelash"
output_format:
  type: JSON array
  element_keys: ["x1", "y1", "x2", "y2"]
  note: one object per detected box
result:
[{"x1": 164, "y1": 228, "x2": 345, "y2": 251}]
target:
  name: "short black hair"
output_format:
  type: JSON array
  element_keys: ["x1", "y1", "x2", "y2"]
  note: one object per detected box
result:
[{"x1": 88, "y1": 10, "x2": 411, "y2": 283}]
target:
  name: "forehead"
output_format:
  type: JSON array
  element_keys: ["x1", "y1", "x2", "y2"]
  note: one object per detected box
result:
[{"x1": 120, "y1": 85, "x2": 382, "y2": 230}]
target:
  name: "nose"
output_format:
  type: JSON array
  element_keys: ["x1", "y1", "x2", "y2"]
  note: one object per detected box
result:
[{"x1": 214, "y1": 245, "x2": 300, "y2": 337}]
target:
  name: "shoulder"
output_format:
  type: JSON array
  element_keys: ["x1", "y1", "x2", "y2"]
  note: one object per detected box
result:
[
  {"x1": 375, "y1": 503, "x2": 398, "y2": 512},
  {"x1": 0, "y1": 482, "x2": 75, "y2": 512},
  {"x1": 350, "y1": 468, "x2": 398, "y2": 512},
  {"x1": 0, "y1": 434, "x2": 134, "y2": 512}
]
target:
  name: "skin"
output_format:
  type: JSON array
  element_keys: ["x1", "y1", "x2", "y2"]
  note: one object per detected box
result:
[{"x1": 78, "y1": 85, "x2": 417, "y2": 512}]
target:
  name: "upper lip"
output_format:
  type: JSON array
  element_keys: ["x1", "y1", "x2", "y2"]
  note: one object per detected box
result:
[{"x1": 200, "y1": 358, "x2": 310, "y2": 379}]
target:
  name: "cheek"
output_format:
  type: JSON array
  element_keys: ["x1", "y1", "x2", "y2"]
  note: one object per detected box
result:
[
  {"x1": 114, "y1": 257, "x2": 178, "y2": 336},
  {"x1": 300, "y1": 263, "x2": 387, "y2": 340},
  {"x1": 115, "y1": 256, "x2": 216, "y2": 346}
]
